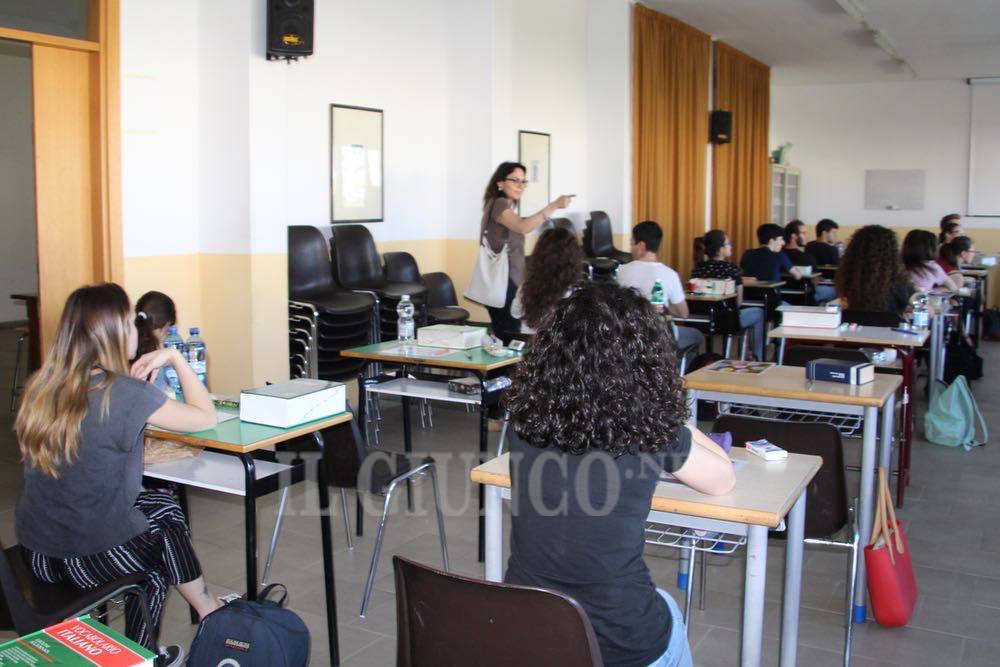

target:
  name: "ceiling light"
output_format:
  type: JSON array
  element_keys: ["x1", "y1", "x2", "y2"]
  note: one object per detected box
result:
[{"x1": 834, "y1": 0, "x2": 867, "y2": 23}]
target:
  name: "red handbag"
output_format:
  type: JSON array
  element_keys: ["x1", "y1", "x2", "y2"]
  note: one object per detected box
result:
[{"x1": 864, "y1": 468, "x2": 918, "y2": 626}]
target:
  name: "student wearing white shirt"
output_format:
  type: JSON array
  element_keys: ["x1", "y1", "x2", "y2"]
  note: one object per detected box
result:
[{"x1": 617, "y1": 221, "x2": 705, "y2": 354}]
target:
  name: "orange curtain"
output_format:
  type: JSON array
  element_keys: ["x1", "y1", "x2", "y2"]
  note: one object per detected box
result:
[
  {"x1": 711, "y1": 42, "x2": 771, "y2": 263},
  {"x1": 633, "y1": 4, "x2": 710, "y2": 280}
]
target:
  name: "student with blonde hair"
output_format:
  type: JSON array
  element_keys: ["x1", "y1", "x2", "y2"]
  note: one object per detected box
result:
[{"x1": 14, "y1": 283, "x2": 218, "y2": 665}]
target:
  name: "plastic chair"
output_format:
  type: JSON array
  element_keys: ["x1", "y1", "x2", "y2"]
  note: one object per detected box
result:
[
  {"x1": 393, "y1": 555, "x2": 604, "y2": 667},
  {"x1": 422, "y1": 272, "x2": 470, "y2": 324},
  {"x1": 584, "y1": 211, "x2": 631, "y2": 264},
  {"x1": 0, "y1": 540, "x2": 157, "y2": 650},
  {"x1": 841, "y1": 310, "x2": 901, "y2": 327}
]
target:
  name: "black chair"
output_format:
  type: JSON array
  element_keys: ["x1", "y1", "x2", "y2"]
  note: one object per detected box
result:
[
  {"x1": 712, "y1": 417, "x2": 859, "y2": 665},
  {"x1": 319, "y1": 411, "x2": 448, "y2": 617},
  {"x1": 0, "y1": 541, "x2": 156, "y2": 650},
  {"x1": 393, "y1": 556, "x2": 603, "y2": 667},
  {"x1": 783, "y1": 345, "x2": 870, "y2": 368},
  {"x1": 584, "y1": 258, "x2": 619, "y2": 282},
  {"x1": 584, "y1": 211, "x2": 631, "y2": 265},
  {"x1": 330, "y1": 225, "x2": 428, "y2": 341},
  {"x1": 841, "y1": 310, "x2": 901, "y2": 327},
  {"x1": 288, "y1": 226, "x2": 375, "y2": 381},
  {"x1": 422, "y1": 272, "x2": 470, "y2": 324},
  {"x1": 383, "y1": 251, "x2": 422, "y2": 284}
]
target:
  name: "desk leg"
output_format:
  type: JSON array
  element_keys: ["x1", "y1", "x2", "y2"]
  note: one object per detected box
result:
[
  {"x1": 880, "y1": 394, "x2": 897, "y2": 504},
  {"x1": 401, "y1": 394, "x2": 414, "y2": 511},
  {"x1": 478, "y1": 372, "x2": 488, "y2": 563},
  {"x1": 778, "y1": 337, "x2": 786, "y2": 365},
  {"x1": 679, "y1": 390, "x2": 698, "y2": 589},
  {"x1": 854, "y1": 405, "x2": 878, "y2": 623},
  {"x1": 313, "y1": 433, "x2": 341, "y2": 666},
  {"x1": 780, "y1": 491, "x2": 806, "y2": 667},
  {"x1": 484, "y1": 484, "x2": 503, "y2": 582},
  {"x1": 929, "y1": 315, "x2": 943, "y2": 401},
  {"x1": 901, "y1": 352, "x2": 915, "y2": 496},
  {"x1": 741, "y1": 525, "x2": 768, "y2": 667},
  {"x1": 240, "y1": 455, "x2": 259, "y2": 601}
]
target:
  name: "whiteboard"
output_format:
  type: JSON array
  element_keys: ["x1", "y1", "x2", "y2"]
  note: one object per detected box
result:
[
  {"x1": 968, "y1": 80, "x2": 1000, "y2": 216},
  {"x1": 864, "y1": 170, "x2": 925, "y2": 210}
]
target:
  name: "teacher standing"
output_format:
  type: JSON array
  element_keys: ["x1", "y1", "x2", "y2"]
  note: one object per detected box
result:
[{"x1": 480, "y1": 161, "x2": 574, "y2": 341}]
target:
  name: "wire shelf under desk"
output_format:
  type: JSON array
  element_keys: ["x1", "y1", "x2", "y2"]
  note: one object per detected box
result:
[
  {"x1": 718, "y1": 402, "x2": 863, "y2": 438},
  {"x1": 644, "y1": 523, "x2": 747, "y2": 555},
  {"x1": 364, "y1": 377, "x2": 481, "y2": 405}
]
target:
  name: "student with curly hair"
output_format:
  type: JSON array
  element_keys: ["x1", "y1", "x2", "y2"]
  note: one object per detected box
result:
[
  {"x1": 835, "y1": 225, "x2": 912, "y2": 315},
  {"x1": 903, "y1": 229, "x2": 960, "y2": 293},
  {"x1": 504, "y1": 281, "x2": 735, "y2": 667},
  {"x1": 510, "y1": 226, "x2": 583, "y2": 334}
]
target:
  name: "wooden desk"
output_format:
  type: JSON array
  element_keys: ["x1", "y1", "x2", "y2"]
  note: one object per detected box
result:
[
  {"x1": 750, "y1": 280, "x2": 786, "y2": 288},
  {"x1": 683, "y1": 365, "x2": 899, "y2": 629},
  {"x1": 147, "y1": 410, "x2": 352, "y2": 665},
  {"x1": 342, "y1": 341, "x2": 521, "y2": 563},
  {"x1": 473, "y1": 449, "x2": 821, "y2": 667},
  {"x1": 10, "y1": 293, "x2": 40, "y2": 371},
  {"x1": 684, "y1": 292, "x2": 736, "y2": 302}
]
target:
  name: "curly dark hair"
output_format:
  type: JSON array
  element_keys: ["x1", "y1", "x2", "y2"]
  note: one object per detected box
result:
[
  {"x1": 836, "y1": 225, "x2": 902, "y2": 311},
  {"x1": 504, "y1": 281, "x2": 687, "y2": 457},
  {"x1": 519, "y1": 227, "x2": 583, "y2": 330}
]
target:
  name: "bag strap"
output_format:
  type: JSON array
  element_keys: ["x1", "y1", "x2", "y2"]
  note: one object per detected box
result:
[
  {"x1": 258, "y1": 583, "x2": 288, "y2": 608},
  {"x1": 869, "y1": 474, "x2": 885, "y2": 548},
  {"x1": 880, "y1": 468, "x2": 904, "y2": 556}
]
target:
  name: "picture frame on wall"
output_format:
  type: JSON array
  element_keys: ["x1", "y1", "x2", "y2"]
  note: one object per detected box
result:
[
  {"x1": 330, "y1": 104, "x2": 384, "y2": 223},
  {"x1": 517, "y1": 130, "x2": 550, "y2": 216}
]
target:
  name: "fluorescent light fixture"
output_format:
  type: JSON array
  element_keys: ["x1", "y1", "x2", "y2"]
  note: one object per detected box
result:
[
  {"x1": 835, "y1": 0, "x2": 867, "y2": 23},
  {"x1": 872, "y1": 29, "x2": 898, "y2": 58}
]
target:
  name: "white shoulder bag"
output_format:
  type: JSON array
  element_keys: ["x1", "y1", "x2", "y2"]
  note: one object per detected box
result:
[{"x1": 465, "y1": 233, "x2": 509, "y2": 308}]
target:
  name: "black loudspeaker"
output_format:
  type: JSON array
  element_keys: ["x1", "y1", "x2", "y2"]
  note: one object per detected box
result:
[
  {"x1": 710, "y1": 110, "x2": 732, "y2": 144},
  {"x1": 266, "y1": 0, "x2": 314, "y2": 61}
]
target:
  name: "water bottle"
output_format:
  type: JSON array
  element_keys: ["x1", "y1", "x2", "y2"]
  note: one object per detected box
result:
[
  {"x1": 162, "y1": 326, "x2": 186, "y2": 397},
  {"x1": 186, "y1": 327, "x2": 208, "y2": 388},
  {"x1": 911, "y1": 292, "x2": 930, "y2": 329},
  {"x1": 397, "y1": 295, "x2": 415, "y2": 342},
  {"x1": 650, "y1": 280, "x2": 665, "y2": 313}
]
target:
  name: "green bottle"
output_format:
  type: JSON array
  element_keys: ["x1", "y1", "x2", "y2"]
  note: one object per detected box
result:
[{"x1": 651, "y1": 279, "x2": 665, "y2": 307}]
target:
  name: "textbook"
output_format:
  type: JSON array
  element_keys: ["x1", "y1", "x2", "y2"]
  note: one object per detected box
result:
[
  {"x1": 778, "y1": 304, "x2": 842, "y2": 329},
  {"x1": 240, "y1": 379, "x2": 345, "y2": 428},
  {"x1": 806, "y1": 358, "x2": 874, "y2": 385},
  {"x1": 0, "y1": 616, "x2": 156, "y2": 665}
]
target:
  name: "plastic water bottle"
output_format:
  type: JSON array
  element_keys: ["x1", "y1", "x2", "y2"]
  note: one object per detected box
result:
[
  {"x1": 186, "y1": 327, "x2": 208, "y2": 388},
  {"x1": 397, "y1": 295, "x2": 415, "y2": 342},
  {"x1": 911, "y1": 292, "x2": 930, "y2": 329},
  {"x1": 163, "y1": 326, "x2": 186, "y2": 397},
  {"x1": 650, "y1": 280, "x2": 665, "y2": 313}
]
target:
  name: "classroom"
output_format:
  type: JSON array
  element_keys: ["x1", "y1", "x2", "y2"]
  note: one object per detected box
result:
[{"x1": 1, "y1": 1, "x2": 999, "y2": 666}]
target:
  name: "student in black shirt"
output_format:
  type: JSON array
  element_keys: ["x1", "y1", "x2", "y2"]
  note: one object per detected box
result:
[
  {"x1": 835, "y1": 225, "x2": 913, "y2": 317},
  {"x1": 740, "y1": 223, "x2": 802, "y2": 283},
  {"x1": 783, "y1": 220, "x2": 836, "y2": 303},
  {"x1": 504, "y1": 282, "x2": 735, "y2": 667},
  {"x1": 805, "y1": 218, "x2": 841, "y2": 266}
]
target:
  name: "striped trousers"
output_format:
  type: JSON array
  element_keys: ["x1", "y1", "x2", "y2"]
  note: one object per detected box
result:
[{"x1": 26, "y1": 490, "x2": 202, "y2": 647}]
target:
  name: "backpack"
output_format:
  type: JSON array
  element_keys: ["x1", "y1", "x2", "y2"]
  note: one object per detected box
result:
[
  {"x1": 188, "y1": 584, "x2": 310, "y2": 667},
  {"x1": 983, "y1": 308, "x2": 1000, "y2": 341},
  {"x1": 944, "y1": 335, "x2": 983, "y2": 384},
  {"x1": 924, "y1": 377, "x2": 988, "y2": 451}
]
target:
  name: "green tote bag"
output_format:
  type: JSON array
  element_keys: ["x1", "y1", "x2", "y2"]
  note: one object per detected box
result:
[{"x1": 924, "y1": 376, "x2": 988, "y2": 451}]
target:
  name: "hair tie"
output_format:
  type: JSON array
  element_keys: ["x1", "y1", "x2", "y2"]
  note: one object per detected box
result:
[{"x1": 137, "y1": 311, "x2": 149, "y2": 321}]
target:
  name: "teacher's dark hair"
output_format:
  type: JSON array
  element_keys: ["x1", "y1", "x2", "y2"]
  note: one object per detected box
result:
[
  {"x1": 483, "y1": 161, "x2": 528, "y2": 206},
  {"x1": 505, "y1": 281, "x2": 687, "y2": 457}
]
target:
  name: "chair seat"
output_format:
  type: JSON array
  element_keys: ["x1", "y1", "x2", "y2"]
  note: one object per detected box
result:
[
  {"x1": 429, "y1": 306, "x2": 469, "y2": 324},
  {"x1": 376, "y1": 282, "x2": 428, "y2": 300},
  {"x1": 299, "y1": 291, "x2": 376, "y2": 316},
  {"x1": 2, "y1": 545, "x2": 148, "y2": 632},
  {"x1": 367, "y1": 453, "x2": 434, "y2": 495}
]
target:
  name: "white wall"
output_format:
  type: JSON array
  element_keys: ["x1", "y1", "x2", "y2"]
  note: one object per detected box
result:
[
  {"x1": 771, "y1": 79, "x2": 1000, "y2": 230},
  {"x1": 0, "y1": 42, "x2": 38, "y2": 322}
]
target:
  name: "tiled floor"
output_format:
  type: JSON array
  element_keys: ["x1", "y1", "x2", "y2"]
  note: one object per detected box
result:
[{"x1": 1, "y1": 325, "x2": 999, "y2": 665}]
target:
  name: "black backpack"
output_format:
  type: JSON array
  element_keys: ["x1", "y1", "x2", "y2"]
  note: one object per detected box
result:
[
  {"x1": 944, "y1": 334, "x2": 984, "y2": 384},
  {"x1": 982, "y1": 308, "x2": 1000, "y2": 341},
  {"x1": 188, "y1": 584, "x2": 309, "y2": 667}
]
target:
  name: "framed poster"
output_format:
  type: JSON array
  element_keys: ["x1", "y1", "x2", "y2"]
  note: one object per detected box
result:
[
  {"x1": 517, "y1": 130, "x2": 550, "y2": 215},
  {"x1": 330, "y1": 104, "x2": 383, "y2": 223}
]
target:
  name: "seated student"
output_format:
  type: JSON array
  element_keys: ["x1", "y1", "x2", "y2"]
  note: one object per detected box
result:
[
  {"x1": 14, "y1": 283, "x2": 219, "y2": 666},
  {"x1": 937, "y1": 235, "x2": 976, "y2": 286},
  {"x1": 740, "y1": 223, "x2": 802, "y2": 283},
  {"x1": 511, "y1": 226, "x2": 583, "y2": 335},
  {"x1": 691, "y1": 230, "x2": 767, "y2": 361},
  {"x1": 617, "y1": 220, "x2": 705, "y2": 353},
  {"x1": 504, "y1": 281, "x2": 735, "y2": 667},
  {"x1": 938, "y1": 220, "x2": 964, "y2": 246},
  {"x1": 783, "y1": 220, "x2": 836, "y2": 304},
  {"x1": 903, "y1": 229, "x2": 960, "y2": 293},
  {"x1": 836, "y1": 225, "x2": 912, "y2": 316},
  {"x1": 134, "y1": 291, "x2": 177, "y2": 392},
  {"x1": 805, "y1": 218, "x2": 841, "y2": 266}
]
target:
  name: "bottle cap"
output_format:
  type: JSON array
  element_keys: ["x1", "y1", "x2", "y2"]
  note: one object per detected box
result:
[
  {"x1": 168, "y1": 325, "x2": 177, "y2": 334},
  {"x1": 190, "y1": 327, "x2": 199, "y2": 335}
]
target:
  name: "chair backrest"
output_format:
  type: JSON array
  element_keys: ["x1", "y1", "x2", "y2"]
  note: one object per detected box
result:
[
  {"x1": 319, "y1": 406, "x2": 367, "y2": 488},
  {"x1": 330, "y1": 225, "x2": 386, "y2": 289},
  {"x1": 288, "y1": 226, "x2": 337, "y2": 300},
  {"x1": 841, "y1": 309, "x2": 901, "y2": 327},
  {"x1": 713, "y1": 416, "x2": 848, "y2": 538},
  {"x1": 0, "y1": 541, "x2": 43, "y2": 634},
  {"x1": 588, "y1": 211, "x2": 614, "y2": 256},
  {"x1": 393, "y1": 556, "x2": 604, "y2": 667},
  {"x1": 422, "y1": 272, "x2": 459, "y2": 308},
  {"x1": 384, "y1": 252, "x2": 422, "y2": 284},
  {"x1": 782, "y1": 345, "x2": 870, "y2": 368}
]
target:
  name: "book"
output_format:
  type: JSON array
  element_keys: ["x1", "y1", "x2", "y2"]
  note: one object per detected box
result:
[
  {"x1": 240, "y1": 379, "x2": 345, "y2": 428},
  {"x1": 746, "y1": 439, "x2": 788, "y2": 461},
  {"x1": 705, "y1": 360, "x2": 774, "y2": 375},
  {"x1": 417, "y1": 324, "x2": 487, "y2": 349},
  {"x1": 778, "y1": 304, "x2": 842, "y2": 329},
  {"x1": 688, "y1": 278, "x2": 735, "y2": 296},
  {"x1": 805, "y1": 358, "x2": 875, "y2": 385},
  {"x1": 0, "y1": 616, "x2": 156, "y2": 665}
]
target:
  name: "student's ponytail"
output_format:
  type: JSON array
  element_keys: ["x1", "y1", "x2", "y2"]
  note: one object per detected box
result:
[
  {"x1": 134, "y1": 291, "x2": 177, "y2": 359},
  {"x1": 693, "y1": 236, "x2": 707, "y2": 262},
  {"x1": 696, "y1": 229, "x2": 728, "y2": 261}
]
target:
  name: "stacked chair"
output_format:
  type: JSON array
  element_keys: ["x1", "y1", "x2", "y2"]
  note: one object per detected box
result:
[{"x1": 384, "y1": 253, "x2": 469, "y2": 325}]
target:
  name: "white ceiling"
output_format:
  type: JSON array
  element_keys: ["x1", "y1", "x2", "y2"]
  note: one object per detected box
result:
[{"x1": 645, "y1": 0, "x2": 1000, "y2": 85}]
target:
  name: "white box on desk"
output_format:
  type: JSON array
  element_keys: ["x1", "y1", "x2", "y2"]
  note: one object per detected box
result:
[
  {"x1": 417, "y1": 324, "x2": 487, "y2": 349},
  {"x1": 778, "y1": 305, "x2": 842, "y2": 329},
  {"x1": 239, "y1": 379, "x2": 345, "y2": 428}
]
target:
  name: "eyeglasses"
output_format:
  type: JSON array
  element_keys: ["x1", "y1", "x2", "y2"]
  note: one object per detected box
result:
[{"x1": 504, "y1": 177, "x2": 529, "y2": 187}]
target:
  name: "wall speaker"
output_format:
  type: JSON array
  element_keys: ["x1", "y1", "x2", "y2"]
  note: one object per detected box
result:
[
  {"x1": 710, "y1": 110, "x2": 732, "y2": 144},
  {"x1": 266, "y1": 0, "x2": 314, "y2": 61}
]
